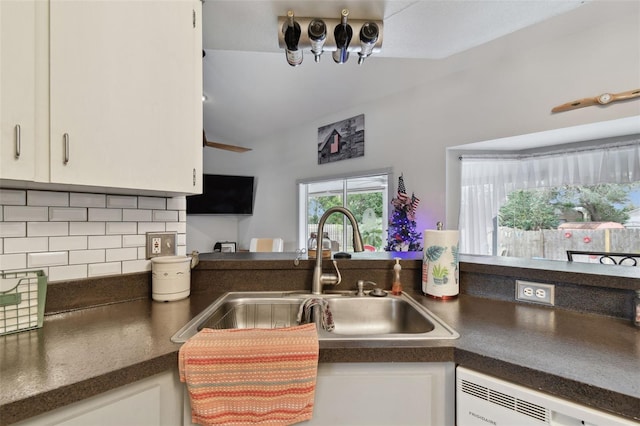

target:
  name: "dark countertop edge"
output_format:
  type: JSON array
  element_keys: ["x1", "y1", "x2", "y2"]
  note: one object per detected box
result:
[
  {"x1": 460, "y1": 255, "x2": 639, "y2": 289},
  {"x1": 0, "y1": 341, "x2": 640, "y2": 425},
  {"x1": 2, "y1": 333, "x2": 638, "y2": 424}
]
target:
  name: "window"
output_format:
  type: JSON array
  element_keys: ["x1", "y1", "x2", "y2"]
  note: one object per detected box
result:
[
  {"x1": 298, "y1": 170, "x2": 390, "y2": 252},
  {"x1": 459, "y1": 138, "x2": 640, "y2": 259}
]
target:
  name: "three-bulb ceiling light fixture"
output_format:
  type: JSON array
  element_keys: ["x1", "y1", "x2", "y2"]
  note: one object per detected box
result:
[{"x1": 277, "y1": 9, "x2": 383, "y2": 66}]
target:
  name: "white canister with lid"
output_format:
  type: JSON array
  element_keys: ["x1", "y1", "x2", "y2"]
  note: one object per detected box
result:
[{"x1": 150, "y1": 252, "x2": 199, "y2": 302}]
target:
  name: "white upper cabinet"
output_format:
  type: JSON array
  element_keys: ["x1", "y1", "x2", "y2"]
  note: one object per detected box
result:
[
  {"x1": 0, "y1": 0, "x2": 37, "y2": 181},
  {"x1": 49, "y1": 0, "x2": 202, "y2": 194},
  {"x1": 1, "y1": 0, "x2": 202, "y2": 195}
]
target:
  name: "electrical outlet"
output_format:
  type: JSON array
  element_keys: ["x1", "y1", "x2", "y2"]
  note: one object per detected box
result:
[
  {"x1": 146, "y1": 232, "x2": 177, "y2": 259},
  {"x1": 516, "y1": 280, "x2": 555, "y2": 306},
  {"x1": 151, "y1": 237, "x2": 162, "y2": 254}
]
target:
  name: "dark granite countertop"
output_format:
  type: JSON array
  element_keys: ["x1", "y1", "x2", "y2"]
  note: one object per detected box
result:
[
  {"x1": 1, "y1": 255, "x2": 638, "y2": 425},
  {"x1": 1, "y1": 292, "x2": 639, "y2": 425}
]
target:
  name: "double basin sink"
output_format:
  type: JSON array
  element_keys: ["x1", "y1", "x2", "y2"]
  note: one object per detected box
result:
[{"x1": 171, "y1": 291, "x2": 459, "y2": 343}]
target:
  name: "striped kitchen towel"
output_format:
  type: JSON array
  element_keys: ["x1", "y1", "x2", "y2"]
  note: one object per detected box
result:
[{"x1": 179, "y1": 324, "x2": 319, "y2": 426}]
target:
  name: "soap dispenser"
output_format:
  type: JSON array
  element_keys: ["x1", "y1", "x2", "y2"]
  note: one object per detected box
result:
[{"x1": 391, "y1": 258, "x2": 402, "y2": 295}]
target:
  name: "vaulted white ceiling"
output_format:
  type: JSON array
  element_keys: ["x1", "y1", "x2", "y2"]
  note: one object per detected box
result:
[{"x1": 201, "y1": 0, "x2": 588, "y2": 148}]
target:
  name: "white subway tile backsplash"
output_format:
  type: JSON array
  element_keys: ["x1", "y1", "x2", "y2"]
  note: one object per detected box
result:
[
  {"x1": 122, "y1": 259, "x2": 151, "y2": 274},
  {"x1": 106, "y1": 222, "x2": 136, "y2": 235},
  {"x1": 89, "y1": 208, "x2": 122, "y2": 222},
  {"x1": 138, "y1": 196, "x2": 165, "y2": 210},
  {"x1": 123, "y1": 234, "x2": 146, "y2": 247},
  {"x1": 0, "y1": 253, "x2": 27, "y2": 270},
  {"x1": 70, "y1": 192, "x2": 106, "y2": 208},
  {"x1": 122, "y1": 209, "x2": 152, "y2": 222},
  {"x1": 27, "y1": 222, "x2": 68, "y2": 237},
  {"x1": 28, "y1": 251, "x2": 68, "y2": 267},
  {"x1": 153, "y1": 210, "x2": 178, "y2": 222},
  {"x1": 3, "y1": 206, "x2": 48, "y2": 222},
  {"x1": 28, "y1": 190, "x2": 68, "y2": 207},
  {"x1": 49, "y1": 207, "x2": 87, "y2": 222},
  {"x1": 88, "y1": 262, "x2": 121, "y2": 277},
  {"x1": 2, "y1": 189, "x2": 186, "y2": 282},
  {"x1": 49, "y1": 236, "x2": 87, "y2": 251},
  {"x1": 48, "y1": 265, "x2": 87, "y2": 281},
  {"x1": 0, "y1": 189, "x2": 26, "y2": 206},
  {"x1": 106, "y1": 247, "x2": 138, "y2": 262},
  {"x1": 88, "y1": 235, "x2": 121, "y2": 250},
  {"x1": 69, "y1": 222, "x2": 106, "y2": 236},
  {"x1": 166, "y1": 222, "x2": 186, "y2": 233},
  {"x1": 0, "y1": 222, "x2": 26, "y2": 238},
  {"x1": 69, "y1": 249, "x2": 105, "y2": 265},
  {"x1": 137, "y1": 222, "x2": 165, "y2": 234},
  {"x1": 167, "y1": 197, "x2": 186, "y2": 210},
  {"x1": 4, "y1": 237, "x2": 48, "y2": 254},
  {"x1": 106, "y1": 195, "x2": 137, "y2": 209}
]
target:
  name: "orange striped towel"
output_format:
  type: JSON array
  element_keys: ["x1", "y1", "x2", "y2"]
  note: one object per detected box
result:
[{"x1": 179, "y1": 324, "x2": 319, "y2": 426}]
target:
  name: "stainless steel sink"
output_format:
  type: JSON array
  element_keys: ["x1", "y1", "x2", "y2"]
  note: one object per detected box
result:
[{"x1": 170, "y1": 291, "x2": 459, "y2": 343}]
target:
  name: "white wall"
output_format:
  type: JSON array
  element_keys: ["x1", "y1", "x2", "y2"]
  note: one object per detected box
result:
[{"x1": 189, "y1": 1, "x2": 640, "y2": 252}]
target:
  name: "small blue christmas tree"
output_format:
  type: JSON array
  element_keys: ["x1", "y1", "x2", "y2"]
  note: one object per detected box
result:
[{"x1": 385, "y1": 174, "x2": 422, "y2": 251}]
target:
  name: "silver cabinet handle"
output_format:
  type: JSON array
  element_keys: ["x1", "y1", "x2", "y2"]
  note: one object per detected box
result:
[
  {"x1": 14, "y1": 124, "x2": 21, "y2": 158},
  {"x1": 63, "y1": 133, "x2": 70, "y2": 164}
]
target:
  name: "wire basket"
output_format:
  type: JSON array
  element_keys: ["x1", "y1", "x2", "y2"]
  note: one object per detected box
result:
[{"x1": 0, "y1": 270, "x2": 47, "y2": 336}]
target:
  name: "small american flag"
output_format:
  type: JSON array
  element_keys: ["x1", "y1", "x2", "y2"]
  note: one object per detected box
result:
[
  {"x1": 410, "y1": 193, "x2": 420, "y2": 214},
  {"x1": 397, "y1": 174, "x2": 408, "y2": 203}
]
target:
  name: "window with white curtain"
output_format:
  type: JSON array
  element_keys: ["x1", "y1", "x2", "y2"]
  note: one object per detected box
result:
[{"x1": 459, "y1": 136, "x2": 640, "y2": 258}]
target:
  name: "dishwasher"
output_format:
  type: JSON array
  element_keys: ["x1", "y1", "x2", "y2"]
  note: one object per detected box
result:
[{"x1": 456, "y1": 367, "x2": 637, "y2": 426}]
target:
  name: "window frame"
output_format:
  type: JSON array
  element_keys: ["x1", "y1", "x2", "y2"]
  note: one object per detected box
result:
[{"x1": 297, "y1": 168, "x2": 393, "y2": 251}]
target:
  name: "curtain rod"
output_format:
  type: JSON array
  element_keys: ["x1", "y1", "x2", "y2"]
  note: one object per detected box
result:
[{"x1": 458, "y1": 134, "x2": 639, "y2": 161}]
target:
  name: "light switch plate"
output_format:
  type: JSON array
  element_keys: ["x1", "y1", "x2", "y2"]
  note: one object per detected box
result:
[{"x1": 146, "y1": 232, "x2": 177, "y2": 259}]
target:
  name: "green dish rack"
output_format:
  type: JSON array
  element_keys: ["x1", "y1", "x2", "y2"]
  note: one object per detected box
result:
[{"x1": 0, "y1": 270, "x2": 48, "y2": 336}]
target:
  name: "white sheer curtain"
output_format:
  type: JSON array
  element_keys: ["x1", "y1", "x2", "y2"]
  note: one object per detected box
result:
[{"x1": 459, "y1": 138, "x2": 640, "y2": 255}]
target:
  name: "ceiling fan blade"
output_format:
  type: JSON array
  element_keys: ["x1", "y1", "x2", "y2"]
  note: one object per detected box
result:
[
  {"x1": 610, "y1": 88, "x2": 640, "y2": 102},
  {"x1": 202, "y1": 131, "x2": 252, "y2": 153},
  {"x1": 204, "y1": 140, "x2": 252, "y2": 153},
  {"x1": 551, "y1": 97, "x2": 598, "y2": 113},
  {"x1": 551, "y1": 88, "x2": 640, "y2": 113}
]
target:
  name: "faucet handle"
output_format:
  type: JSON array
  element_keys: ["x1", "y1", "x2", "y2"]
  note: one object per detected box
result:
[{"x1": 331, "y1": 260, "x2": 341, "y2": 285}]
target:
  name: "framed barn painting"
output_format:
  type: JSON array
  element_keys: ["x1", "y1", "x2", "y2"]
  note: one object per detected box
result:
[{"x1": 317, "y1": 114, "x2": 365, "y2": 164}]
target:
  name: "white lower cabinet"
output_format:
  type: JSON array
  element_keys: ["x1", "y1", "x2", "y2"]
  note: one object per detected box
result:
[
  {"x1": 15, "y1": 370, "x2": 183, "y2": 426},
  {"x1": 19, "y1": 362, "x2": 453, "y2": 426},
  {"x1": 183, "y1": 362, "x2": 455, "y2": 426},
  {"x1": 309, "y1": 362, "x2": 455, "y2": 426}
]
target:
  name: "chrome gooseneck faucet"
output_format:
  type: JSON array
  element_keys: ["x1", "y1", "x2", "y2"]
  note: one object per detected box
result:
[{"x1": 312, "y1": 206, "x2": 364, "y2": 294}]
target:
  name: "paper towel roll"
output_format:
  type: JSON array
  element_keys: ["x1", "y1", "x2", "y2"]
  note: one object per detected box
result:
[{"x1": 422, "y1": 230, "x2": 460, "y2": 299}]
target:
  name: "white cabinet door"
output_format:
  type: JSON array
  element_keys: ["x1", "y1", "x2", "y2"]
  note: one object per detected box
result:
[
  {"x1": 15, "y1": 370, "x2": 184, "y2": 426},
  {"x1": 49, "y1": 0, "x2": 202, "y2": 194},
  {"x1": 182, "y1": 362, "x2": 455, "y2": 426},
  {"x1": 308, "y1": 362, "x2": 455, "y2": 426},
  {"x1": 0, "y1": 0, "x2": 36, "y2": 181}
]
